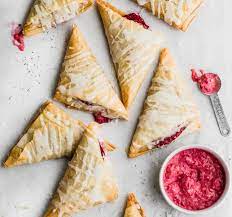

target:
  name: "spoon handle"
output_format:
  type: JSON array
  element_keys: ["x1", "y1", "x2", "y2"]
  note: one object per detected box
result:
[{"x1": 209, "y1": 94, "x2": 231, "y2": 136}]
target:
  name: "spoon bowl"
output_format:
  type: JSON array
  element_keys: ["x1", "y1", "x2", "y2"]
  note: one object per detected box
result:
[{"x1": 197, "y1": 73, "x2": 221, "y2": 96}]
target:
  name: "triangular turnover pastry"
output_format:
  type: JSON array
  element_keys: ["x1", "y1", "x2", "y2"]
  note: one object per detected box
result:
[
  {"x1": 54, "y1": 25, "x2": 128, "y2": 123},
  {"x1": 124, "y1": 193, "x2": 145, "y2": 217},
  {"x1": 97, "y1": 0, "x2": 164, "y2": 109},
  {"x1": 129, "y1": 48, "x2": 201, "y2": 158},
  {"x1": 134, "y1": 0, "x2": 204, "y2": 31},
  {"x1": 44, "y1": 122, "x2": 118, "y2": 217},
  {"x1": 3, "y1": 101, "x2": 85, "y2": 167},
  {"x1": 4, "y1": 101, "x2": 116, "y2": 167},
  {"x1": 23, "y1": 0, "x2": 93, "y2": 36}
]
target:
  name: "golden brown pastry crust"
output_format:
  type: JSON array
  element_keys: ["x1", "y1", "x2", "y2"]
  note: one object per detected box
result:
[
  {"x1": 3, "y1": 101, "x2": 86, "y2": 167},
  {"x1": 44, "y1": 123, "x2": 118, "y2": 217},
  {"x1": 54, "y1": 25, "x2": 128, "y2": 120},
  {"x1": 97, "y1": 0, "x2": 164, "y2": 109},
  {"x1": 3, "y1": 101, "x2": 116, "y2": 167},
  {"x1": 129, "y1": 48, "x2": 201, "y2": 158},
  {"x1": 124, "y1": 193, "x2": 145, "y2": 217},
  {"x1": 97, "y1": 0, "x2": 126, "y2": 16},
  {"x1": 23, "y1": 0, "x2": 93, "y2": 36},
  {"x1": 134, "y1": 0, "x2": 204, "y2": 31}
]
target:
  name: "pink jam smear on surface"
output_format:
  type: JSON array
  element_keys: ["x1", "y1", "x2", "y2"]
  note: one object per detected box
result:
[
  {"x1": 11, "y1": 23, "x2": 25, "y2": 51},
  {"x1": 163, "y1": 148, "x2": 226, "y2": 211},
  {"x1": 191, "y1": 69, "x2": 221, "y2": 95},
  {"x1": 154, "y1": 126, "x2": 186, "y2": 148},
  {"x1": 124, "y1": 13, "x2": 149, "y2": 29}
]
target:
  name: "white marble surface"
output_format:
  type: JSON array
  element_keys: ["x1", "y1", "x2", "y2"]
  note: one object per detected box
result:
[{"x1": 0, "y1": 0, "x2": 232, "y2": 217}]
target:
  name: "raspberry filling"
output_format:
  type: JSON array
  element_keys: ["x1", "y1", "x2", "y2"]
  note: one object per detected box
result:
[
  {"x1": 191, "y1": 69, "x2": 221, "y2": 95},
  {"x1": 93, "y1": 113, "x2": 112, "y2": 124},
  {"x1": 78, "y1": 99, "x2": 112, "y2": 124},
  {"x1": 99, "y1": 141, "x2": 106, "y2": 159},
  {"x1": 153, "y1": 126, "x2": 186, "y2": 148},
  {"x1": 11, "y1": 23, "x2": 25, "y2": 51},
  {"x1": 124, "y1": 13, "x2": 149, "y2": 29},
  {"x1": 163, "y1": 148, "x2": 226, "y2": 210}
]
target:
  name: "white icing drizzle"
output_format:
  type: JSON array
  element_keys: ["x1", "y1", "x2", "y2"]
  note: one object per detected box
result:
[
  {"x1": 49, "y1": 124, "x2": 117, "y2": 216},
  {"x1": 137, "y1": 0, "x2": 149, "y2": 5},
  {"x1": 29, "y1": 0, "x2": 83, "y2": 30},
  {"x1": 15, "y1": 103, "x2": 85, "y2": 164},
  {"x1": 60, "y1": 51, "x2": 112, "y2": 103},
  {"x1": 57, "y1": 41, "x2": 127, "y2": 119},
  {"x1": 103, "y1": 7, "x2": 164, "y2": 106},
  {"x1": 137, "y1": 0, "x2": 195, "y2": 25},
  {"x1": 132, "y1": 54, "x2": 200, "y2": 150},
  {"x1": 150, "y1": 0, "x2": 156, "y2": 15}
]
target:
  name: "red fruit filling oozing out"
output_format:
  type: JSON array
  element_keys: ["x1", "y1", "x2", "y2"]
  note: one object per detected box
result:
[
  {"x1": 154, "y1": 126, "x2": 186, "y2": 148},
  {"x1": 11, "y1": 23, "x2": 25, "y2": 51},
  {"x1": 99, "y1": 141, "x2": 106, "y2": 159},
  {"x1": 78, "y1": 99, "x2": 112, "y2": 124},
  {"x1": 93, "y1": 112, "x2": 112, "y2": 124},
  {"x1": 191, "y1": 69, "x2": 221, "y2": 95},
  {"x1": 124, "y1": 13, "x2": 149, "y2": 29}
]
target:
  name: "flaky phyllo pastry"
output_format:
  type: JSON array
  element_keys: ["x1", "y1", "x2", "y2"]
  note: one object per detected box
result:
[
  {"x1": 124, "y1": 193, "x2": 145, "y2": 217},
  {"x1": 134, "y1": 0, "x2": 204, "y2": 31},
  {"x1": 129, "y1": 49, "x2": 201, "y2": 158},
  {"x1": 23, "y1": 0, "x2": 93, "y2": 36},
  {"x1": 44, "y1": 122, "x2": 118, "y2": 217},
  {"x1": 54, "y1": 25, "x2": 128, "y2": 124},
  {"x1": 3, "y1": 101, "x2": 115, "y2": 167},
  {"x1": 97, "y1": 0, "x2": 164, "y2": 109}
]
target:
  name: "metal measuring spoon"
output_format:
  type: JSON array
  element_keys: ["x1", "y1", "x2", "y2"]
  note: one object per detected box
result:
[{"x1": 192, "y1": 70, "x2": 230, "y2": 137}]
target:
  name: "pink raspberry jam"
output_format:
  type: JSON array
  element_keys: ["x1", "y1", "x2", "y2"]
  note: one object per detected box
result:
[
  {"x1": 11, "y1": 23, "x2": 25, "y2": 51},
  {"x1": 163, "y1": 148, "x2": 226, "y2": 211},
  {"x1": 154, "y1": 126, "x2": 186, "y2": 148},
  {"x1": 93, "y1": 113, "x2": 112, "y2": 124},
  {"x1": 124, "y1": 13, "x2": 149, "y2": 29},
  {"x1": 191, "y1": 69, "x2": 204, "y2": 82},
  {"x1": 78, "y1": 99, "x2": 112, "y2": 124},
  {"x1": 191, "y1": 69, "x2": 221, "y2": 95}
]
